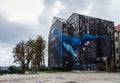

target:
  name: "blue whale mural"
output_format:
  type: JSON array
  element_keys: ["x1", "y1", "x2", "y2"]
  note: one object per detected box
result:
[{"x1": 53, "y1": 27, "x2": 106, "y2": 58}]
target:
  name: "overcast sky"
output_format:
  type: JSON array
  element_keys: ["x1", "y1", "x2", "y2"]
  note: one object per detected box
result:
[{"x1": 0, "y1": 0, "x2": 120, "y2": 66}]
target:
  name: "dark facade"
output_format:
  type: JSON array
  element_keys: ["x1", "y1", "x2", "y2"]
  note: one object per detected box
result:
[
  {"x1": 48, "y1": 13, "x2": 115, "y2": 70},
  {"x1": 48, "y1": 17, "x2": 65, "y2": 68}
]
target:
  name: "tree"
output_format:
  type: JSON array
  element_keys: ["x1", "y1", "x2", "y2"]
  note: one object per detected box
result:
[
  {"x1": 13, "y1": 41, "x2": 26, "y2": 69},
  {"x1": 25, "y1": 39, "x2": 35, "y2": 69},
  {"x1": 12, "y1": 35, "x2": 46, "y2": 71},
  {"x1": 33, "y1": 35, "x2": 45, "y2": 69}
]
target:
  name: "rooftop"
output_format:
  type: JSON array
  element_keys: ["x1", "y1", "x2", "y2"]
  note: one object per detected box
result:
[{"x1": 115, "y1": 24, "x2": 120, "y2": 31}]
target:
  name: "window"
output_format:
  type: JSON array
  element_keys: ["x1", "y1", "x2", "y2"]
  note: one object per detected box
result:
[
  {"x1": 117, "y1": 59, "x2": 119, "y2": 64},
  {"x1": 87, "y1": 26, "x2": 89, "y2": 31},
  {"x1": 116, "y1": 48, "x2": 118, "y2": 53},
  {"x1": 74, "y1": 16, "x2": 77, "y2": 24},
  {"x1": 82, "y1": 26, "x2": 85, "y2": 30},
  {"x1": 116, "y1": 36, "x2": 118, "y2": 41}
]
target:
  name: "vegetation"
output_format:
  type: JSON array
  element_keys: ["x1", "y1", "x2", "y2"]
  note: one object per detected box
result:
[
  {"x1": 0, "y1": 69, "x2": 3, "y2": 75},
  {"x1": 12, "y1": 35, "x2": 46, "y2": 71},
  {"x1": 9, "y1": 65, "x2": 25, "y2": 74},
  {"x1": 116, "y1": 66, "x2": 120, "y2": 69}
]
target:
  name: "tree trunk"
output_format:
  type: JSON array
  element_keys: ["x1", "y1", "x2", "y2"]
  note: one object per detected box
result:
[{"x1": 26, "y1": 60, "x2": 30, "y2": 70}]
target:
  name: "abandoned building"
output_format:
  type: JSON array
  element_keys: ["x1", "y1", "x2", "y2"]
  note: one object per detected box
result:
[{"x1": 48, "y1": 13, "x2": 115, "y2": 71}]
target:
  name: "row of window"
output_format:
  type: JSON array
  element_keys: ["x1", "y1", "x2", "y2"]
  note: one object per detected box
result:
[
  {"x1": 115, "y1": 34, "x2": 120, "y2": 65},
  {"x1": 115, "y1": 35, "x2": 120, "y2": 65}
]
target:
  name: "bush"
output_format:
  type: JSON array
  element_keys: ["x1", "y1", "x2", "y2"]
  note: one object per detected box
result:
[
  {"x1": 9, "y1": 66, "x2": 25, "y2": 74},
  {"x1": 17, "y1": 68, "x2": 25, "y2": 74},
  {"x1": 116, "y1": 66, "x2": 120, "y2": 69},
  {"x1": 0, "y1": 69, "x2": 3, "y2": 75},
  {"x1": 39, "y1": 68, "x2": 50, "y2": 71},
  {"x1": 9, "y1": 66, "x2": 18, "y2": 74}
]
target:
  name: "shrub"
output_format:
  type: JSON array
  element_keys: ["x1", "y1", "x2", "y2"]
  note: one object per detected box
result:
[
  {"x1": 17, "y1": 68, "x2": 25, "y2": 74},
  {"x1": 9, "y1": 65, "x2": 25, "y2": 74},
  {"x1": 0, "y1": 69, "x2": 3, "y2": 75},
  {"x1": 116, "y1": 66, "x2": 120, "y2": 69}
]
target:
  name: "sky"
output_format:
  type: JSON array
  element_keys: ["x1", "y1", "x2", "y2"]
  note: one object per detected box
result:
[{"x1": 0, "y1": 0, "x2": 120, "y2": 66}]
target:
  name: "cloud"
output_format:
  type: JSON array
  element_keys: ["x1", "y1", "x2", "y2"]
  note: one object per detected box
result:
[
  {"x1": 0, "y1": 12, "x2": 49, "y2": 66},
  {"x1": 88, "y1": 0, "x2": 120, "y2": 25},
  {"x1": 0, "y1": 14, "x2": 39, "y2": 44},
  {"x1": 0, "y1": 0, "x2": 120, "y2": 66},
  {"x1": 0, "y1": 0, "x2": 44, "y2": 24},
  {"x1": 0, "y1": 14, "x2": 40, "y2": 66},
  {"x1": 43, "y1": 0, "x2": 120, "y2": 25},
  {"x1": 0, "y1": 43, "x2": 17, "y2": 66},
  {"x1": 38, "y1": 0, "x2": 66, "y2": 41},
  {"x1": 55, "y1": 0, "x2": 93, "y2": 17}
]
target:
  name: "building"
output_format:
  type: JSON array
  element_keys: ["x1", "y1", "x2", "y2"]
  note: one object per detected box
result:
[
  {"x1": 48, "y1": 13, "x2": 115, "y2": 71},
  {"x1": 115, "y1": 24, "x2": 120, "y2": 67},
  {"x1": 48, "y1": 17, "x2": 66, "y2": 69}
]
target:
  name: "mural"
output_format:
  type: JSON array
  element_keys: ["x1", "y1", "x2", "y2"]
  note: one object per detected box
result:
[
  {"x1": 48, "y1": 21, "x2": 63, "y2": 68},
  {"x1": 53, "y1": 27, "x2": 106, "y2": 58},
  {"x1": 48, "y1": 13, "x2": 115, "y2": 70}
]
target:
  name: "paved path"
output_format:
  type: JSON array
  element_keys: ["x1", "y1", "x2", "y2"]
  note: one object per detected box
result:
[{"x1": 0, "y1": 72, "x2": 120, "y2": 83}]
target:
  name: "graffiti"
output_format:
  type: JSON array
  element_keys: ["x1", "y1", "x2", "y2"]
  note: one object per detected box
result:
[
  {"x1": 49, "y1": 14, "x2": 115, "y2": 70},
  {"x1": 53, "y1": 27, "x2": 106, "y2": 58},
  {"x1": 63, "y1": 42, "x2": 78, "y2": 57}
]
